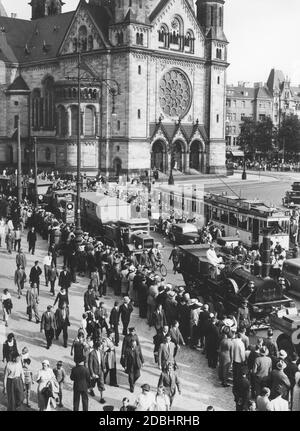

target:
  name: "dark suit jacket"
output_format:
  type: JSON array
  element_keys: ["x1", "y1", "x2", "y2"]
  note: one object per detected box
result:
[
  {"x1": 109, "y1": 307, "x2": 120, "y2": 327},
  {"x1": 55, "y1": 307, "x2": 70, "y2": 328},
  {"x1": 170, "y1": 327, "x2": 184, "y2": 346},
  {"x1": 88, "y1": 349, "x2": 105, "y2": 378},
  {"x1": 29, "y1": 266, "x2": 42, "y2": 284},
  {"x1": 158, "y1": 371, "x2": 181, "y2": 396},
  {"x1": 70, "y1": 365, "x2": 90, "y2": 392},
  {"x1": 27, "y1": 231, "x2": 37, "y2": 244},
  {"x1": 119, "y1": 303, "x2": 133, "y2": 323},
  {"x1": 121, "y1": 334, "x2": 140, "y2": 357},
  {"x1": 41, "y1": 311, "x2": 57, "y2": 331},
  {"x1": 153, "y1": 309, "x2": 167, "y2": 331},
  {"x1": 124, "y1": 346, "x2": 144, "y2": 373},
  {"x1": 59, "y1": 270, "x2": 72, "y2": 289}
]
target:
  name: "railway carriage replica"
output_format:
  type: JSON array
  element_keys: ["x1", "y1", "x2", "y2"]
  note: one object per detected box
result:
[{"x1": 179, "y1": 244, "x2": 294, "y2": 330}]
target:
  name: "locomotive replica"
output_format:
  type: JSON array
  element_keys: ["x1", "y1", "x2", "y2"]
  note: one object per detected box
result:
[{"x1": 179, "y1": 235, "x2": 295, "y2": 330}]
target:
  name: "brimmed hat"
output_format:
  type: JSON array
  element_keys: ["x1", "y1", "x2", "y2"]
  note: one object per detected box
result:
[
  {"x1": 141, "y1": 384, "x2": 150, "y2": 392},
  {"x1": 279, "y1": 350, "x2": 287, "y2": 360},
  {"x1": 260, "y1": 346, "x2": 268, "y2": 356},
  {"x1": 276, "y1": 360, "x2": 286, "y2": 370},
  {"x1": 42, "y1": 359, "x2": 50, "y2": 366}
]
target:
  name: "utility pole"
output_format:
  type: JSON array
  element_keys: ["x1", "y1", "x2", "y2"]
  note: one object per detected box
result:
[
  {"x1": 17, "y1": 115, "x2": 22, "y2": 212},
  {"x1": 33, "y1": 137, "x2": 38, "y2": 207}
]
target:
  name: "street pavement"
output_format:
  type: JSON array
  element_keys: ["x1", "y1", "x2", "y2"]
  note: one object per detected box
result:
[{"x1": 0, "y1": 231, "x2": 235, "y2": 412}]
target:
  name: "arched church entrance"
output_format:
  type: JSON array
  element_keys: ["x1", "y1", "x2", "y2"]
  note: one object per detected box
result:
[
  {"x1": 113, "y1": 157, "x2": 122, "y2": 177},
  {"x1": 173, "y1": 141, "x2": 184, "y2": 172},
  {"x1": 190, "y1": 140, "x2": 205, "y2": 173},
  {"x1": 151, "y1": 140, "x2": 166, "y2": 173}
]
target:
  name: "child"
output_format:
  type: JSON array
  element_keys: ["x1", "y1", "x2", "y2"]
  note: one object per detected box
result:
[
  {"x1": 21, "y1": 346, "x2": 30, "y2": 365},
  {"x1": 53, "y1": 361, "x2": 66, "y2": 408},
  {"x1": 23, "y1": 358, "x2": 34, "y2": 407},
  {"x1": 120, "y1": 397, "x2": 136, "y2": 411}
]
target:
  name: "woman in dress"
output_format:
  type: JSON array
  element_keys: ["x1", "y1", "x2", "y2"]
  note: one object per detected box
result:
[
  {"x1": 292, "y1": 362, "x2": 300, "y2": 411},
  {"x1": 3, "y1": 352, "x2": 24, "y2": 411},
  {"x1": 36, "y1": 359, "x2": 58, "y2": 411},
  {"x1": 1, "y1": 288, "x2": 13, "y2": 327}
]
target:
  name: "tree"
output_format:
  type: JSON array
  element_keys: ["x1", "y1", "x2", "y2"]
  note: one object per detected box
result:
[
  {"x1": 277, "y1": 114, "x2": 300, "y2": 154},
  {"x1": 238, "y1": 116, "x2": 276, "y2": 156}
]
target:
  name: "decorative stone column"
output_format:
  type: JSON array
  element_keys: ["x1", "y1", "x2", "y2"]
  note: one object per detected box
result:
[
  {"x1": 67, "y1": 106, "x2": 72, "y2": 137},
  {"x1": 185, "y1": 151, "x2": 190, "y2": 174}
]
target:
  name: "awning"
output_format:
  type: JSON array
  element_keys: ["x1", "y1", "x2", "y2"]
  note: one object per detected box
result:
[{"x1": 230, "y1": 150, "x2": 244, "y2": 157}]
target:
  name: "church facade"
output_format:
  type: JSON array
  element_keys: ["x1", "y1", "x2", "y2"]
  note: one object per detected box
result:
[{"x1": 0, "y1": 0, "x2": 229, "y2": 176}]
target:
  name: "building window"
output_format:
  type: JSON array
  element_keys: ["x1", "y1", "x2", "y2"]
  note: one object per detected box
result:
[
  {"x1": 259, "y1": 114, "x2": 266, "y2": 121},
  {"x1": 116, "y1": 32, "x2": 124, "y2": 45},
  {"x1": 158, "y1": 25, "x2": 169, "y2": 48},
  {"x1": 88, "y1": 35, "x2": 93, "y2": 51},
  {"x1": 242, "y1": 100, "x2": 246, "y2": 108},
  {"x1": 14, "y1": 115, "x2": 18, "y2": 129},
  {"x1": 138, "y1": 109, "x2": 141, "y2": 119},
  {"x1": 226, "y1": 99, "x2": 231, "y2": 107},
  {"x1": 85, "y1": 106, "x2": 95, "y2": 136},
  {"x1": 117, "y1": 120, "x2": 121, "y2": 131},
  {"x1": 216, "y1": 114, "x2": 219, "y2": 123},
  {"x1": 136, "y1": 33, "x2": 144, "y2": 45},
  {"x1": 217, "y1": 76, "x2": 220, "y2": 84},
  {"x1": 210, "y1": 6, "x2": 214, "y2": 26},
  {"x1": 45, "y1": 147, "x2": 51, "y2": 161},
  {"x1": 32, "y1": 88, "x2": 41, "y2": 130},
  {"x1": 216, "y1": 48, "x2": 222, "y2": 59},
  {"x1": 71, "y1": 106, "x2": 79, "y2": 135},
  {"x1": 56, "y1": 105, "x2": 68, "y2": 136},
  {"x1": 138, "y1": 65, "x2": 141, "y2": 74},
  {"x1": 78, "y1": 25, "x2": 88, "y2": 51},
  {"x1": 42, "y1": 76, "x2": 55, "y2": 130}
]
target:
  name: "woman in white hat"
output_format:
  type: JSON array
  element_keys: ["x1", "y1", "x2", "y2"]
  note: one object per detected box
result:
[{"x1": 36, "y1": 360, "x2": 58, "y2": 411}]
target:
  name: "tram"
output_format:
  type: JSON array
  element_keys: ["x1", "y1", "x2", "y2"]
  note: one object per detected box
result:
[
  {"x1": 204, "y1": 193, "x2": 290, "y2": 249},
  {"x1": 154, "y1": 185, "x2": 291, "y2": 249}
]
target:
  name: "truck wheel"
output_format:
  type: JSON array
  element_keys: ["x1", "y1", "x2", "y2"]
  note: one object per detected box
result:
[{"x1": 276, "y1": 333, "x2": 296, "y2": 357}]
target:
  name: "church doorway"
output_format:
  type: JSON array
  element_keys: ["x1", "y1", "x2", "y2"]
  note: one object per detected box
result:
[
  {"x1": 113, "y1": 157, "x2": 122, "y2": 177},
  {"x1": 151, "y1": 140, "x2": 166, "y2": 172},
  {"x1": 190, "y1": 140, "x2": 205, "y2": 173},
  {"x1": 173, "y1": 141, "x2": 184, "y2": 172}
]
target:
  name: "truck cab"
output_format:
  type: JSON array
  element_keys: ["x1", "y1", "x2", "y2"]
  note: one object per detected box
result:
[
  {"x1": 282, "y1": 258, "x2": 300, "y2": 294},
  {"x1": 170, "y1": 223, "x2": 201, "y2": 245}
]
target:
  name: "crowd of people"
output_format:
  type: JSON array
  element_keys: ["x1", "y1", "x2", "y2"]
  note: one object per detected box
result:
[{"x1": 0, "y1": 176, "x2": 300, "y2": 412}]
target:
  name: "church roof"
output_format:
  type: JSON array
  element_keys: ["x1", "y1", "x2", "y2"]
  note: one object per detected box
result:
[
  {"x1": 226, "y1": 86, "x2": 255, "y2": 99},
  {"x1": 0, "y1": 12, "x2": 74, "y2": 64},
  {"x1": 149, "y1": 0, "x2": 197, "y2": 24},
  {"x1": 205, "y1": 27, "x2": 228, "y2": 43},
  {"x1": 255, "y1": 86, "x2": 272, "y2": 99},
  {"x1": 7, "y1": 75, "x2": 30, "y2": 92},
  {"x1": 84, "y1": 2, "x2": 112, "y2": 38},
  {"x1": 266, "y1": 68, "x2": 285, "y2": 94}
]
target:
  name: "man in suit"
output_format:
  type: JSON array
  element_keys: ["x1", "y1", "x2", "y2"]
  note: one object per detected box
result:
[
  {"x1": 26, "y1": 282, "x2": 40, "y2": 323},
  {"x1": 29, "y1": 261, "x2": 42, "y2": 295},
  {"x1": 121, "y1": 327, "x2": 140, "y2": 368},
  {"x1": 58, "y1": 266, "x2": 72, "y2": 293},
  {"x1": 152, "y1": 303, "x2": 167, "y2": 333},
  {"x1": 40, "y1": 305, "x2": 57, "y2": 349},
  {"x1": 55, "y1": 302, "x2": 70, "y2": 348},
  {"x1": 119, "y1": 296, "x2": 133, "y2": 336},
  {"x1": 158, "y1": 333, "x2": 176, "y2": 371},
  {"x1": 70, "y1": 359, "x2": 90, "y2": 411},
  {"x1": 27, "y1": 226, "x2": 37, "y2": 255},
  {"x1": 48, "y1": 262, "x2": 59, "y2": 296},
  {"x1": 205, "y1": 315, "x2": 220, "y2": 369},
  {"x1": 109, "y1": 301, "x2": 120, "y2": 347},
  {"x1": 16, "y1": 248, "x2": 27, "y2": 270},
  {"x1": 88, "y1": 341, "x2": 106, "y2": 404},
  {"x1": 14, "y1": 264, "x2": 26, "y2": 298},
  {"x1": 124, "y1": 339, "x2": 144, "y2": 393},
  {"x1": 158, "y1": 362, "x2": 181, "y2": 406},
  {"x1": 170, "y1": 320, "x2": 185, "y2": 357}
]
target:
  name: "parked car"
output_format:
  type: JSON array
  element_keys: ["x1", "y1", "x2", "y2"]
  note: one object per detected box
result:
[
  {"x1": 282, "y1": 258, "x2": 300, "y2": 294},
  {"x1": 169, "y1": 223, "x2": 201, "y2": 245}
]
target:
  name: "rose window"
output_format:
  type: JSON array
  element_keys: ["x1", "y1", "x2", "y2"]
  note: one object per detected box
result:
[{"x1": 159, "y1": 69, "x2": 192, "y2": 118}]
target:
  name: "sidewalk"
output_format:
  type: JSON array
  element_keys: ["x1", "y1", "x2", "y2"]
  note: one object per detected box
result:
[{"x1": 0, "y1": 232, "x2": 235, "y2": 412}]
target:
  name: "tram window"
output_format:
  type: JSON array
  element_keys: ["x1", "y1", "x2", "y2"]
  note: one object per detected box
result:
[
  {"x1": 229, "y1": 212, "x2": 237, "y2": 227},
  {"x1": 259, "y1": 220, "x2": 267, "y2": 234},
  {"x1": 267, "y1": 220, "x2": 288, "y2": 234},
  {"x1": 212, "y1": 208, "x2": 221, "y2": 221},
  {"x1": 238, "y1": 215, "x2": 248, "y2": 230},
  {"x1": 220, "y1": 210, "x2": 228, "y2": 224},
  {"x1": 248, "y1": 217, "x2": 253, "y2": 232}
]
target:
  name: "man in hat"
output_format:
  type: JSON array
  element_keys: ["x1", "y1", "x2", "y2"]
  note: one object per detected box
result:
[
  {"x1": 237, "y1": 299, "x2": 251, "y2": 332},
  {"x1": 190, "y1": 299, "x2": 202, "y2": 349},
  {"x1": 102, "y1": 329, "x2": 119, "y2": 387},
  {"x1": 29, "y1": 261, "x2": 42, "y2": 295},
  {"x1": 88, "y1": 340, "x2": 106, "y2": 404},
  {"x1": 121, "y1": 327, "x2": 140, "y2": 367},
  {"x1": 109, "y1": 301, "x2": 120, "y2": 347},
  {"x1": 205, "y1": 314, "x2": 220, "y2": 368},
  {"x1": 119, "y1": 296, "x2": 134, "y2": 336},
  {"x1": 269, "y1": 385, "x2": 289, "y2": 411},
  {"x1": 40, "y1": 305, "x2": 57, "y2": 349},
  {"x1": 168, "y1": 246, "x2": 180, "y2": 274},
  {"x1": 84, "y1": 285, "x2": 97, "y2": 312},
  {"x1": 252, "y1": 345, "x2": 272, "y2": 397},
  {"x1": 158, "y1": 333, "x2": 176, "y2": 371},
  {"x1": 164, "y1": 290, "x2": 178, "y2": 327},
  {"x1": 124, "y1": 339, "x2": 144, "y2": 393},
  {"x1": 70, "y1": 359, "x2": 90, "y2": 411},
  {"x1": 134, "y1": 384, "x2": 155, "y2": 411},
  {"x1": 55, "y1": 302, "x2": 70, "y2": 348},
  {"x1": 270, "y1": 360, "x2": 291, "y2": 401},
  {"x1": 198, "y1": 304, "x2": 210, "y2": 350},
  {"x1": 58, "y1": 266, "x2": 72, "y2": 293},
  {"x1": 16, "y1": 248, "x2": 27, "y2": 270},
  {"x1": 263, "y1": 328, "x2": 278, "y2": 366}
]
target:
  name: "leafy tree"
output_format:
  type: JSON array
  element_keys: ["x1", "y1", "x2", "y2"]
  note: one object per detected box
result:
[
  {"x1": 238, "y1": 116, "x2": 276, "y2": 155},
  {"x1": 277, "y1": 114, "x2": 300, "y2": 154}
]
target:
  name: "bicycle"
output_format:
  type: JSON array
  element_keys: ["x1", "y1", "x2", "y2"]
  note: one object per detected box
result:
[{"x1": 153, "y1": 260, "x2": 168, "y2": 277}]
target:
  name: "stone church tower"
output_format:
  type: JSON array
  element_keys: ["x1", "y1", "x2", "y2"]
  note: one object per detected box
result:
[{"x1": 29, "y1": 0, "x2": 65, "y2": 20}]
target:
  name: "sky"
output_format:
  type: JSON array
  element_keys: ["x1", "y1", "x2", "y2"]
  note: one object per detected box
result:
[{"x1": 4, "y1": 0, "x2": 300, "y2": 86}]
